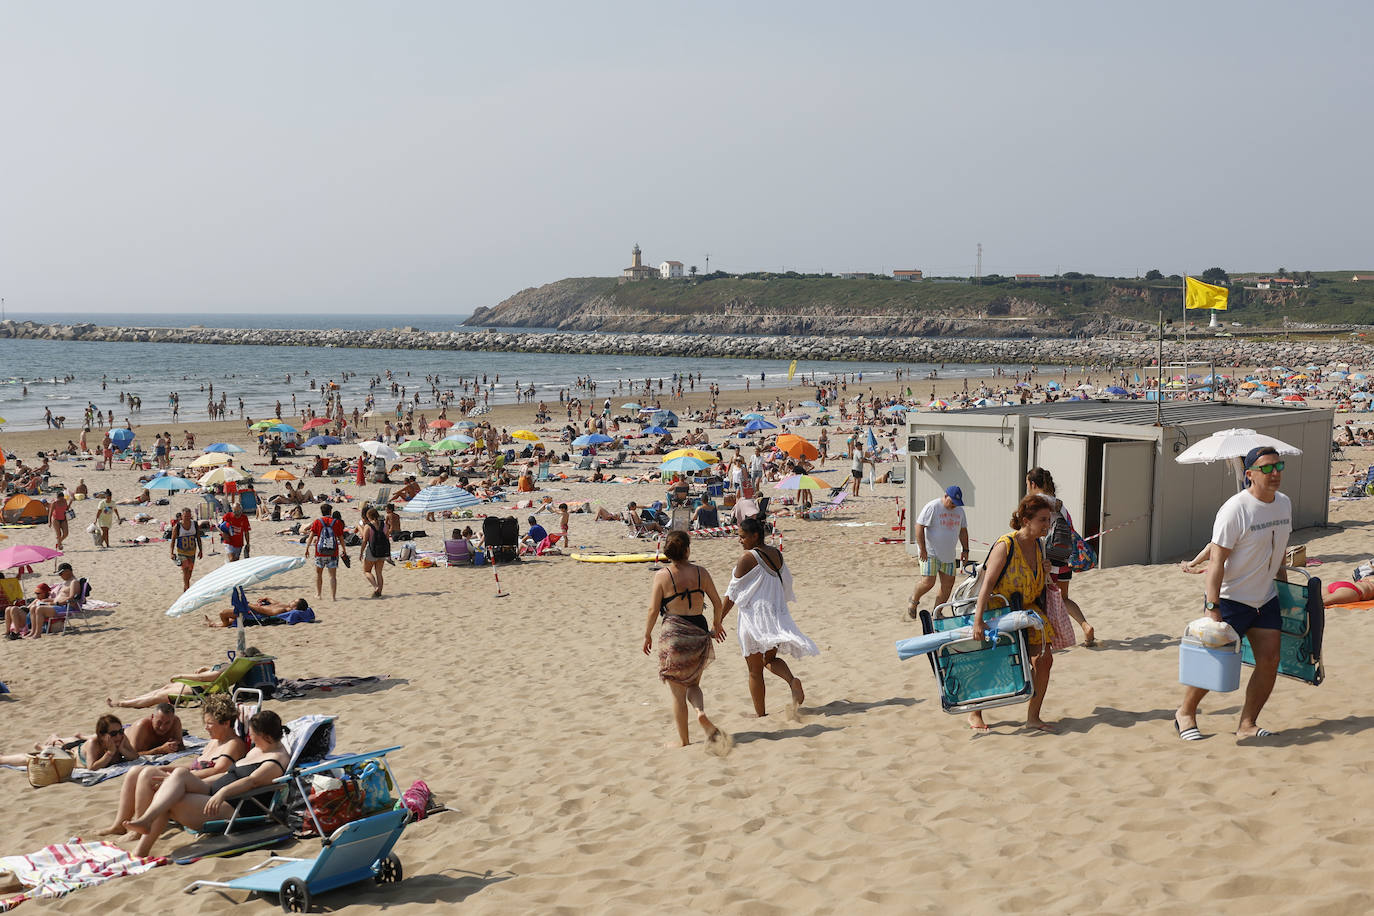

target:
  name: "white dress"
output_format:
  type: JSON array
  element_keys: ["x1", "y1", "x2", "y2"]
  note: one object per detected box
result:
[{"x1": 726, "y1": 549, "x2": 820, "y2": 659}]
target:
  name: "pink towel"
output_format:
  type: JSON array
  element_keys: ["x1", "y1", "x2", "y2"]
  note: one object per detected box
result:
[{"x1": 401, "y1": 780, "x2": 431, "y2": 821}]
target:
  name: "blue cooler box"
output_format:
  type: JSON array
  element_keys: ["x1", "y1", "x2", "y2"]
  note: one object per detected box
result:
[{"x1": 1179, "y1": 636, "x2": 1242, "y2": 692}]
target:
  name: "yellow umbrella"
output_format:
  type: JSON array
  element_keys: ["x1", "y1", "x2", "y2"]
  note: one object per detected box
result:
[
  {"x1": 189, "y1": 453, "x2": 230, "y2": 468},
  {"x1": 260, "y1": 468, "x2": 298, "y2": 482},
  {"x1": 511, "y1": 430, "x2": 540, "y2": 441},
  {"x1": 664, "y1": 448, "x2": 720, "y2": 462},
  {"x1": 199, "y1": 466, "x2": 251, "y2": 487}
]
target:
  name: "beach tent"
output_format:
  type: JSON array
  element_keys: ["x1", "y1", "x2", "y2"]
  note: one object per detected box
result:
[
  {"x1": 650, "y1": 410, "x2": 679, "y2": 428},
  {"x1": 1, "y1": 495, "x2": 46, "y2": 524}
]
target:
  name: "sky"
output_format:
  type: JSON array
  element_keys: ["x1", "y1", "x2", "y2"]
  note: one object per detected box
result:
[{"x1": 2, "y1": 1, "x2": 1370, "y2": 315}]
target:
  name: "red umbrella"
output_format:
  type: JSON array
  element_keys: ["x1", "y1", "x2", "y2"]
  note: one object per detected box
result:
[
  {"x1": 1282, "y1": 394, "x2": 1306, "y2": 402},
  {"x1": 430, "y1": 419, "x2": 455, "y2": 430},
  {"x1": 302, "y1": 417, "x2": 331, "y2": 430},
  {"x1": 0, "y1": 544, "x2": 64, "y2": 570}
]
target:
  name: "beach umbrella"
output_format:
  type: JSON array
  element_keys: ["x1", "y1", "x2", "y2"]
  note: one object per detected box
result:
[
  {"x1": 742, "y1": 413, "x2": 766, "y2": 420},
  {"x1": 396, "y1": 439, "x2": 433, "y2": 454},
  {"x1": 511, "y1": 430, "x2": 540, "y2": 442},
  {"x1": 433, "y1": 438, "x2": 472, "y2": 453},
  {"x1": 467, "y1": 405, "x2": 490, "y2": 417},
  {"x1": 573, "y1": 434, "x2": 614, "y2": 447},
  {"x1": 639, "y1": 407, "x2": 658, "y2": 414},
  {"x1": 0, "y1": 544, "x2": 63, "y2": 570},
  {"x1": 145, "y1": 475, "x2": 199, "y2": 491},
  {"x1": 1282, "y1": 394, "x2": 1306, "y2": 402},
  {"x1": 358, "y1": 441, "x2": 400, "y2": 463},
  {"x1": 927, "y1": 399, "x2": 950, "y2": 410},
  {"x1": 445, "y1": 434, "x2": 478, "y2": 445},
  {"x1": 660, "y1": 455, "x2": 709, "y2": 473},
  {"x1": 1351, "y1": 373, "x2": 1368, "y2": 381},
  {"x1": 430, "y1": 419, "x2": 455, "y2": 430},
  {"x1": 776, "y1": 434, "x2": 820, "y2": 461},
  {"x1": 269, "y1": 424, "x2": 297, "y2": 435},
  {"x1": 1105, "y1": 386, "x2": 1129, "y2": 396},
  {"x1": 881, "y1": 405, "x2": 910, "y2": 414},
  {"x1": 1076, "y1": 383, "x2": 1095, "y2": 391},
  {"x1": 304, "y1": 435, "x2": 342, "y2": 448},
  {"x1": 455, "y1": 420, "x2": 478, "y2": 429},
  {"x1": 1239, "y1": 382, "x2": 1258, "y2": 390},
  {"x1": 774, "y1": 474, "x2": 832, "y2": 491},
  {"x1": 744, "y1": 419, "x2": 777, "y2": 432},
  {"x1": 301, "y1": 418, "x2": 331, "y2": 430},
  {"x1": 199, "y1": 466, "x2": 251, "y2": 487},
  {"x1": 110, "y1": 429, "x2": 135, "y2": 449},
  {"x1": 250, "y1": 420, "x2": 278, "y2": 430},
  {"x1": 643, "y1": 425, "x2": 672, "y2": 436},
  {"x1": 1248, "y1": 389, "x2": 1271, "y2": 400},
  {"x1": 664, "y1": 448, "x2": 719, "y2": 463},
  {"x1": 800, "y1": 400, "x2": 822, "y2": 408},
  {"x1": 190, "y1": 452, "x2": 230, "y2": 468},
  {"x1": 260, "y1": 468, "x2": 297, "y2": 481},
  {"x1": 1352, "y1": 392, "x2": 1373, "y2": 400},
  {"x1": 400, "y1": 485, "x2": 481, "y2": 514},
  {"x1": 1176, "y1": 427, "x2": 1302, "y2": 489},
  {"x1": 165, "y1": 555, "x2": 308, "y2": 650},
  {"x1": 779, "y1": 413, "x2": 811, "y2": 422},
  {"x1": 621, "y1": 403, "x2": 641, "y2": 410},
  {"x1": 204, "y1": 443, "x2": 245, "y2": 454}
]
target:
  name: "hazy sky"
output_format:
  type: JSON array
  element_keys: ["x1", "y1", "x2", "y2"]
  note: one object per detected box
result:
[{"x1": 3, "y1": 1, "x2": 1369, "y2": 315}]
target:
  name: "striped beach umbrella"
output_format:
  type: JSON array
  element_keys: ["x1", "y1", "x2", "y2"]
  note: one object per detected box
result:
[{"x1": 400, "y1": 485, "x2": 482, "y2": 514}]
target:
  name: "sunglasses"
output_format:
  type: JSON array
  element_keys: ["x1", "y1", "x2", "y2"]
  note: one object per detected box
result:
[{"x1": 1248, "y1": 461, "x2": 1285, "y2": 474}]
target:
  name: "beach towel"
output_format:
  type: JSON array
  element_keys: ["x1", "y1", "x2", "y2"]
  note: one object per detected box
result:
[
  {"x1": 0, "y1": 839, "x2": 165, "y2": 910},
  {"x1": 1328, "y1": 599, "x2": 1374, "y2": 610},
  {"x1": 233, "y1": 607, "x2": 316, "y2": 627},
  {"x1": 273, "y1": 675, "x2": 389, "y2": 700},
  {"x1": 0, "y1": 738, "x2": 206, "y2": 787}
]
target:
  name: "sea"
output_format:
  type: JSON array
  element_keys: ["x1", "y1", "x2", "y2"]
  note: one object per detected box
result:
[{"x1": 0, "y1": 311, "x2": 1025, "y2": 432}]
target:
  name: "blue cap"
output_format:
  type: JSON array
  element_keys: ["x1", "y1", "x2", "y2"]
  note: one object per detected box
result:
[
  {"x1": 1244, "y1": 446, "x2": 1279, "y2": 469},
  {"x1": 945, "y1": 485, "x2": 964, "y2": 506}
]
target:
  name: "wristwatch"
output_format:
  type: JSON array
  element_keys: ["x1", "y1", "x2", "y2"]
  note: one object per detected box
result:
[{"x1": 1203, "y1": 600, "x2": 1219, "y2": 611}]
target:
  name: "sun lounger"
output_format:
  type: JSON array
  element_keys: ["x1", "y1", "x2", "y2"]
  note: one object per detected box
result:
[
  {"x1": 170, "y1": 653, "x2": 277, "y2": 708},
  {"x1": 804, "y1": 492, "x2": 846, "y2": 521}
]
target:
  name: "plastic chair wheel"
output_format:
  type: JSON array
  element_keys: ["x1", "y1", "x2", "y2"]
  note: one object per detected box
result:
[
  {"x1": 374, "y1": 853, "x2": 403, "y2": 884},
  {"x1": 280, "y1": 878, "x2": 311, "y2": 913}
]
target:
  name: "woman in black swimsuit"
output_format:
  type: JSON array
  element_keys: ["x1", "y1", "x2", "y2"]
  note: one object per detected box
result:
[
  {"x1": 124, "y1": 710, "x2": 291, "y2": 858},
  {"x1": 642, "y1": 531, "x2": 730, "y2": 753},
  {"x1": 99, "y1": 694, "x2": 246, "y2": 838}
]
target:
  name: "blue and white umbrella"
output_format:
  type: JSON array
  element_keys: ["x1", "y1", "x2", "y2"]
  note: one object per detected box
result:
[
  {"x1": 166, "y1": 555, "x2": 307, "y2": 618},
  {"x1": 111, "y1": 429, "x2": 135, "y2": 449},
  {"x1": 303, "y1": 435, "x2": 341, "y2": 448},
  {"x1": 660, "y1": 455, "x2": 709, "y2": 473},
  {"x1": 146, "y1": 475, "x2": 199, "y2": 491},
  {"x1": 643, "y1": 426, "x2": 672, "y2": 436},
  {"x1": 744, "y1": 419, "x2": 777, "y2": 432},
  {"x1": 621, "y1": 403, "x2": 641, "y2": 410},
  {"x1": 800, "y1": 400, "x2": 822, "y2": 408},
  {"x1": 270, "y1": 424, "x2": 297, "y2": 434},
  {"x1": 205, "y1": 443, "x2": 245, "y2": 454},
  {"x1": 400, "y1": 485, "x2": 482, "y2": 514},
  {"x1": 573, "y1": 433, "x2": 614, "y2": 447},
  {"x1": 742, "y1": 413, "x2": 766, "y2": 420}
]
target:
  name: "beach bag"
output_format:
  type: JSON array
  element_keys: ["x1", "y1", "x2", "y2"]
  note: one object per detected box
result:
[
  {"x1": 1043, "y1": 510, "x2": 1074, "y2": 567},
  {"x1": 307, "y1": 780, "x2": 364, "y2": 836},
  {"x1": 353, "y1": 760, "x2": 394, "y2": 814},
  {"x1": 89, "y1": 524, "x2": 103, "y2": 547},
  {"x1": 1043, "y1": 585, "x2": 1077, "y2": 650},
  {"x1": 26, "y1": 747, "x2": 76, "y2": 788},
  {"x1": 1066, "y1": 531, "x2": 1097, "y2": 573}
]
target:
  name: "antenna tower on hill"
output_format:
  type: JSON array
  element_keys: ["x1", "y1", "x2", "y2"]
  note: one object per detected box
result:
[{"x1": 975, "y1": 243, "x2": 983, "y2": 283}]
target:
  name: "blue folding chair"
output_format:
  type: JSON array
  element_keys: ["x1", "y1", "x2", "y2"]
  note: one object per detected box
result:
[
  {"x1": 919, "y1": 595, "x2": 1034, "y2": 714},
  {"x1": 1241, "y1": 567, "x2": 1325, "y2": 686}
]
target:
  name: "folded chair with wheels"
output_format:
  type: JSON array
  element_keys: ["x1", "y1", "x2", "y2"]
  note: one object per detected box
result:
[{"x1": 919, "y1": 595, "x2": 1034, "y2": 715}]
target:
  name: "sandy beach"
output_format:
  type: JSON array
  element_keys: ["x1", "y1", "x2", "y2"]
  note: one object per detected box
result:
[{"x1": 4, "y1": 374, "x2": 1374, "y2": 915}]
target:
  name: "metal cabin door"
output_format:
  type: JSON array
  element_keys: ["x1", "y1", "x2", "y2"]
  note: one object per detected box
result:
[
  {"x1": 1098, "y1": 440, "x2": 1154, "y2": 567},
  {"x1": 1031, "y1": 434, "x2": 1088, "y2": 531}
]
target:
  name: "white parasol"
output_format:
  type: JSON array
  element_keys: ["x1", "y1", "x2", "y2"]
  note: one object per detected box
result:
[{"x1": 1175, "y1": 428, "x2": 1302, "y2": 489}]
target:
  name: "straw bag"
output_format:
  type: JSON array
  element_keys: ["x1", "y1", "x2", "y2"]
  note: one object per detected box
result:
[{"x1": 26, "y1": 747, "x2": 76, "y2": 788}]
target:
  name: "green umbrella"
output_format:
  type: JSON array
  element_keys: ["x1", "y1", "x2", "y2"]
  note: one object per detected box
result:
[
  {"x1": 433, "y1": 438, "x2": 472, "y2": 453},
  {"x1": 397, "y1": 439, "x2": 433, "y2": 454}
]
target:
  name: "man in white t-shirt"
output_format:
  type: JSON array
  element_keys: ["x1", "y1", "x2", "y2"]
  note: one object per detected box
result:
[
  {"x1": 907, "y1": 486, "x2": 970, "y2": 619},
  {"x1": 1176, "y1": 446, "x2": 1291, "y2": 742}
]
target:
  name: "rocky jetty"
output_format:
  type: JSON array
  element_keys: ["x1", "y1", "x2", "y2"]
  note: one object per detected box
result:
[{"x1": 3, "y1": 320, "x2": 1372, "y2": 368}]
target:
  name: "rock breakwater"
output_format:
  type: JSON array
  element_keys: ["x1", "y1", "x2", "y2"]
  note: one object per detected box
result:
[{"x1": 3, "y1": 320, "x2": 1372, "y2": 368}]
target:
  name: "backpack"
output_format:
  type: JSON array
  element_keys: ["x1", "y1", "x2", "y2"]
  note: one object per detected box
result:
[
  {"x1": 316, "y1": 520, "x2": 338, "y2": 553},
  {"x1": 369, "y1": 525, "x2": 391, "y2": 558},
  {"x1": 1043, "y1": 505, "x2": 1074, "y2": 567}
]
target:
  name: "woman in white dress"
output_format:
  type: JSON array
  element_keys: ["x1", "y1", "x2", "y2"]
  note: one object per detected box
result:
[{"x1": 722, "y1": 518, "x2": 818, "y2": 717}]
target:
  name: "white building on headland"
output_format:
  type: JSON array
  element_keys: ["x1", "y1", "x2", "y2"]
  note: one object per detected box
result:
[{"x1": 659, "y1": 260, "x2": 684, "y2": 279}]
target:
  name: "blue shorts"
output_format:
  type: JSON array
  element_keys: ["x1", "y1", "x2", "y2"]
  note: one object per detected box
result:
[
  {"x1": 1218, "y1": 595, "x2": 1281, "y2": 637},
  {"x1": 314, "y1": 556, "x2": 338, "y2": 569}
]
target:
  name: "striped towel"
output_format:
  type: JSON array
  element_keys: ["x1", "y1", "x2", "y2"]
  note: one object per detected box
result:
[{"x1": 0, "y1": 839, "x2": 165, "y2": 910}]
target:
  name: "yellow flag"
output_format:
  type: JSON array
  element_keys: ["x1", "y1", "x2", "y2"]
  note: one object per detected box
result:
[
  {"x1": 787, "y1": 359, "x2": 797, "y2": 381},
  {"x1": 1185, "y1": 276, "x2": 1229, "y2": 311}
]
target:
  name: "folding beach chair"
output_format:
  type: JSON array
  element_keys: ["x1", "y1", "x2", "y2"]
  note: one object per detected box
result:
[
  {"x1": 804, "y1": 492, "x2": 846, "y2": 521},
  {"x1": 918, "y1": 595, "x2": 1034, "y2": 715},
  {"x1": 889, "y1": 463, "x2": 907, "y2": 485},
  {"x1": 1241, "y1": 566, "x2": 1326, "y2": 686},
  {"x1": 535, "y1": 460, "x2": 551, "y2": 482},
  {"x1": 170, "y1": 653, "x2": 277, "y2": 708},
  {"x1": 444, "y1": 538, "x2": 474, "y2": 566},
  {"x1": 575, "y1": 455, "x2": 594, "y2": 471},
  {"x1": 669, "y1": 506, "x2": 691, "y2": 533},
  {"x1": 45, "y1": 578, "x2": 92, "y2": 635}
]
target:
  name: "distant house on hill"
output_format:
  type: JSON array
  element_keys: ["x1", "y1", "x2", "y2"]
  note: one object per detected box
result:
[
  {"x1": 1255, "y1": 277, "x2": 1297, "y2": 289},
  {"x1": 659, "y1": 260, "x2": 684, "y2": 279},
  {"x1": 839, "y1": 271, "x2": 875, "y2": 280},
  {"x1": 620, "y1": 243, "x2": 658, "y2": 283},
  {"x1": 892, "y1": 269, "x2": 923, "y2": 281}
]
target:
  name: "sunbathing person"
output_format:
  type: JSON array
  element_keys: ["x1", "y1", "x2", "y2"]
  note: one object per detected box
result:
[
  {"x1": 127, "y1": 702, "x2": 185, "y2": 755},
  {"x1": 108, "y1": 647, "x2": 265, "y2": 708},
  {"x1": 122, "y1": 709, "x2": 291, "y2": 859},
  {"x1": 204, "y1": 597, "x2": 310, "y2": 628},
  {"x1": 0, "y1": 713, "x2": 139, "y2": 770},
  {"x1": 98, "y1": 695, "x2": 245, "y2": 837}
]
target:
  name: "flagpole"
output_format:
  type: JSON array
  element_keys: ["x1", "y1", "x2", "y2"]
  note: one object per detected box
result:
[
  {"x1": 1155, "y1": 307, "x2": 1164, "y2": 426},
  {"x1": 1181, "y1": 272, "x2": 1188, "y2": 397}
]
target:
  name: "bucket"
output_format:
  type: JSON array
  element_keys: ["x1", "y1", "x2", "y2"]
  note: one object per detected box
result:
[{"x1": 1179, "y1": 636, "x2": 1242, "y2": 692}]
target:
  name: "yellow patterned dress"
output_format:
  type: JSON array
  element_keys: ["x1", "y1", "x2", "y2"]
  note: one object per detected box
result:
[{"x1": 991, "y1": 533, "x2": 1051, "y2": 646}]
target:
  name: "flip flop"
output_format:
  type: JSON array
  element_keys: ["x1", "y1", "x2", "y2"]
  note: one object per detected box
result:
[
  {"x1": 1238, "y1": 727, "x2": 1279, "y2": 739},
  {"x1": 1175, "y1": 719, "x2": 1204, "y2": 741}
]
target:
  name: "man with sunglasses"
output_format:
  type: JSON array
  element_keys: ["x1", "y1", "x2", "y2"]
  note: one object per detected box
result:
[{"x1": 1176, "y1": 446, "x2": 1291, "y2": 741}]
